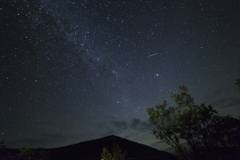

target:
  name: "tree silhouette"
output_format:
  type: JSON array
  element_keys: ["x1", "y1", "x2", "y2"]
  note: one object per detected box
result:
[
  {"x1": 101, "y1": 142, "x2": 126, "y2": 160},
  {"x1": 236, "y1": 78, "x2": 240, "y2": 90},
  {"x1": 147, "y1": 85, "x2": 240, "y2": 160},
  {"x1": 0, "y1": 141, "x2": 5, "y2": 148},
  {"x1": 5, "y1": 148, "x2": 50, "y2": 160},
  {"x1": 112, "y1": 142, "x2": 127, "y2": 160},
  {"x1": 101, "y1": 147, "x2": 113, "y2": 160}
]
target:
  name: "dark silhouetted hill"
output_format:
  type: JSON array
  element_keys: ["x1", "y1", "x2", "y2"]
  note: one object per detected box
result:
[
  {"x1": 50, "y1": 135, "x2": 176, "y2": 160},
  {"x1": 0, "y1": 135, "x2": 177, "y2": 160}
]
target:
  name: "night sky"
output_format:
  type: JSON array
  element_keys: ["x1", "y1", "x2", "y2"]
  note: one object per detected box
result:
[{"x1": 1, "y1": 0, "x2": 240, "y2": 152}]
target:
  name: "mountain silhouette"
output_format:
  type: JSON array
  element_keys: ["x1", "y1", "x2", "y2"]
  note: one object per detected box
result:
[
  {"x1": 0, "y1": 135, "x2": 177, "y2": 160},
  {"x1": 51, "y1": 135, "x2": 176, "y2": 160}
]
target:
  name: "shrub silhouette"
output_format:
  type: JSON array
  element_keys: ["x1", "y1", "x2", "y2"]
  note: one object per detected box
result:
[{"x1": 101, "y1": 142, "x2": 126, "y2": 160}]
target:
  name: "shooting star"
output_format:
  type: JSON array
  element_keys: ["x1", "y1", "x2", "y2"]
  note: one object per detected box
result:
[{"x1": 148, "y1": 53, "x2": 159, "y2": 57}]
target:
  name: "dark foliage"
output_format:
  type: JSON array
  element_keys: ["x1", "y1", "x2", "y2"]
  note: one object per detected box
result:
[
  {"x1": 236, "y1": 78, "x2": 240, "y2": 90},
  {"x1": 0, "y1": 141, "x2": 6, "y2": 148},
  {"x1": 101, "y1": 142, "x2": 127, "y2": 160},
  {"x1": 3, "y1": 148, "x2": 50, "y2": 160},
  {"x1": 147, "y1": 85, "x2": 240, "y2": 160}
]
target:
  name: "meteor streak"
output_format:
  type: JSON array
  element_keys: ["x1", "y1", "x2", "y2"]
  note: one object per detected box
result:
[{"x1": 148, "y1": 53, "x2": 158, "y2": 57}]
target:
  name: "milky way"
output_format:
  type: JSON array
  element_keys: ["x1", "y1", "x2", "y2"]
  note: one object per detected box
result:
[{"x1": 1, "y1": 0, "x2": 240, "y2": 151}]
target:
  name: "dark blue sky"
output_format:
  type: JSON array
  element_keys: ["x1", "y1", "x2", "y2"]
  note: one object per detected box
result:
[{"x1": 1, "y1": 0, "x2": 240, "y2": 152}]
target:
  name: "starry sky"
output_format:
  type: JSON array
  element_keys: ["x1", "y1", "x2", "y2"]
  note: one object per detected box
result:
[{"x1": 1, "y1": 0, "x2": 240, "y2": 152}]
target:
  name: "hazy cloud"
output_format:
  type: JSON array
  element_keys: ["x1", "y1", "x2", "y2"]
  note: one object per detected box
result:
[
  {"x1": 7, "y1": 133, "x2": 68, "y2": 148},
  {"x1": 130, "y1": 118, "x2": 152, "y2": 131},
  {"x1": 112, "y1": 121, "x2": 128, "y2": 130},
  {"x1": 111, "y1": 118, "x2": 152, "y2": 132},
  {"x1": 210, "y1": 97, "x2": 240, "y2": 109},
  {"x1": 151, "y1": 141, "x2": 166, "y2": 147}
]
